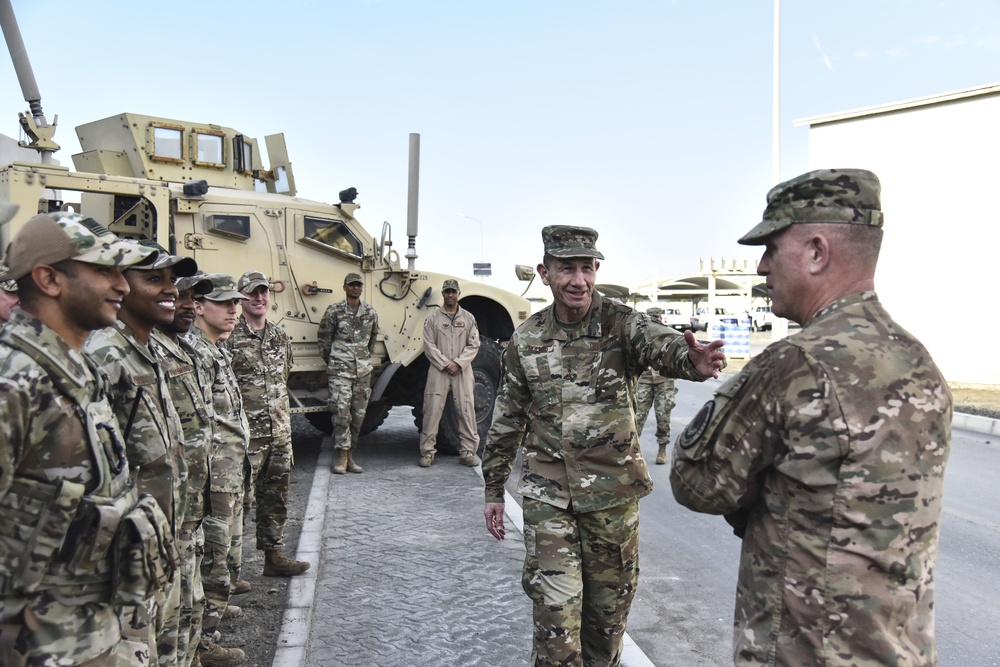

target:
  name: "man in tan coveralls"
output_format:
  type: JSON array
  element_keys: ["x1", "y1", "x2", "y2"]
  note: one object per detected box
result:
[{"x1": 418, "y1": 279, "x2": 482, "y2": 468}]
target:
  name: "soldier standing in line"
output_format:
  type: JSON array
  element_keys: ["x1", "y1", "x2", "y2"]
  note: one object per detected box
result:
[
  {"x1": 418, "y1": 278, "x2": 482, "y2": 468},
  {"x1": 152, "y1": 269, "x2": 215, "y2": 667},
  {"x1": 85, "y1": 243, "x2": 198, "y2": 667},
  {"x1": 0, "y1": 261, "x2": 18, "y2": 323},
  {"x1": 0, "y1": 209, "x2": 155, "y2": 666},
  {"x1": 670, "y1": 169, "x2": 953, "y2": 666},
  {"x1": 482, "y1": 226, "x2": 725, "y2": 666},
  {"x1": 225, "y1": 270, "x2": 308, "y2": 579},
  {"x1": 318, "y1": 272, "x2": 380, "y2": 475},
  {"x1": 187, "y1": 274, "x2": 250, "y2": 667},
  {"x1": 634, "y1": 307, "x2": 678, "y2": 465}
]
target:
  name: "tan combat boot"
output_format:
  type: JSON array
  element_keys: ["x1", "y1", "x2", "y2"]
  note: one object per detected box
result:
[
  {"x1": 198, "y1": 638, "x2": 245, "y2": 667},
  {"x1": 346, "y1": 450, "x2": 364, "y2": 473},
  {"x1": 655, "y1": 444, "x2": 667, "y2": 465},
  {"x1": 232, "y1": 578, "x2": 251, "y2": 595},
  {"x1": 332, "y1": 449, "x2": 348, "y2": 474},
  {"x1": 263, "y1": 548, "x2": 310, "y2": 577}
]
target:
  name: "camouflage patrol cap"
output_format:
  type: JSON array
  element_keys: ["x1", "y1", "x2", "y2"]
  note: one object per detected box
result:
[
  {"x1": 238, "y1": 270, "x2": 269, "y2": 293},
  {"x1": 738, "y1": 168, "x2": 884, "y2": 246},
  {"x1": 128, "y1": 240, "x2": 198, "y2": 277},
  {"x1": 198, "y1": 273, "x2": 249, "y2": 302},
  {"x1": 442, "y1": 279, "x2": 460, "y2": 292},
  {"x1": 646, "y1": 307, "x2": 664, "y2": 317},
  {"x1": 344, "y1": 272, "x2": 364, "y2": 285},
  {"x1": 176, "y1": 271, "x2": 213, "y2": 296},
  {"x1": 0, "y1": 212, "x2": 156, "y2": 281},
  {"x1": 0, "y1": 263, "x2": 17, "y2": 293},
  {"x1": 541, "y1": 225, "x2": 604, "y2": 260}
]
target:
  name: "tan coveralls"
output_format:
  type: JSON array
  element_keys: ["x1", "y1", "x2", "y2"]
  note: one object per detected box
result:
[{"x1": 419, "y1": 306, "x2": 480, "y2": 457}]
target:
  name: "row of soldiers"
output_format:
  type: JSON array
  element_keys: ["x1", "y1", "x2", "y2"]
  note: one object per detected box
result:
[{"x1": 0, "y1": 208, "x2": 308, "y2": 667}]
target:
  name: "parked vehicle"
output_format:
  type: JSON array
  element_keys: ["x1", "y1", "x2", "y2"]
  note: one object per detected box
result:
[
  {"x1": 750, "y1": 305, "x2": 776, "y2": 331},
  {"x1": 690, "y1": 307, "x2": 730, "y2": 332},
  {"x1": 661, "y1": 307, "x2": 690, "y2": 331}
]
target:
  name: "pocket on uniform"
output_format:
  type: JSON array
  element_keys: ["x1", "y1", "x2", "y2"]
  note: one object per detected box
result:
[{"x1": 113, "y1": 493, "x2": 179, "y2": 607}]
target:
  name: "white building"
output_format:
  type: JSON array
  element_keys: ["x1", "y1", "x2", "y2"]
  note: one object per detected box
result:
[{"x1": 796, "y1": 83, "x2": 1000, "y2": 387}]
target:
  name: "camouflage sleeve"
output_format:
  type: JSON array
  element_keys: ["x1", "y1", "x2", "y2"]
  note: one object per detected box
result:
[
  {"x1": 0, "y1": 380, "x2": 28, "y2": 499},
  {"x1": 454, "y1": 313, "x2": 480, "y2": 370},
  {"x1": 668, "y1": 350, "x2": 784, "y2": 515},
  {"x1": 317, "y1": 306, "x2": 335, "y2": 364},
  {"x1": 628, "y1": 312, "x2": 704, "y2": 382},
  {"x1": 482, "y1": 337, "x2": 529, "y2": 504},
  {"x1": 422, "y1": 315, "x2": 450, "y2": 371},
  {"x1": 368, "y1": 309, "x2": 380, "y2": 355}
]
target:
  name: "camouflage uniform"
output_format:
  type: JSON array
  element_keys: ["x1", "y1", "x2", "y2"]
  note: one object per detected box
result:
[
  {"x1": 185, "y1": 326, "x2": 249, "y2": 643},
  {"x1": 0, "y1": 310, "x2": 131, "y2": 667},
  {"x1": 419, "y1": 300, "x2": 481, "y2": 460},
  {"x1": 634, "y1": 370, "x2": 676, "y2": 464},
  {"x1": 151, "y1": 330, "x2": 213, "y2": 667},
  {"x1": 225, "y1": 316, "x2": 294, "y2": 551},
  {"x1": 85, "y1": 320, "x2": 187, "y2": 667},
  {"x1": 483, "y1": 289, "x2": 711, "y2": 666},
  {"x1": 318, "y1": 299, "x2": 380, "y2": 453}
]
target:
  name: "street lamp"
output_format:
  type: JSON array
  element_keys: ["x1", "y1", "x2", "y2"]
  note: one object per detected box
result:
[{"x1": 456, "y1": 213, "x2": 484, "y2": 261}]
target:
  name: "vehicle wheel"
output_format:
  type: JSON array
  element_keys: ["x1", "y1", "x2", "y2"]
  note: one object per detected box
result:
[
  {"x1": 360, "y1": 400, "x2": 390, "y2": 435},
  {"x1": 751, "y1": 321, "x2": 759, "y2": 332}
]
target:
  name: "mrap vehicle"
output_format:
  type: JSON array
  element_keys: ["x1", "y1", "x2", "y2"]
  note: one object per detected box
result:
[{"x1": 0, "y1": 1, "x2": 533, "y2": 452}]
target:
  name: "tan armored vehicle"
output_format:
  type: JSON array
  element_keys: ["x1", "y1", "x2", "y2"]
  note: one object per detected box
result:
[{"x1": 0, "y1": 2, "x2": 533, "y2": 452}]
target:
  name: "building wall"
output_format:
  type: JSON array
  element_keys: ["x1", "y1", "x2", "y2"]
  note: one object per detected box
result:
[{"x1": 807, "y1": 92, "x2": 1000, "y2": 385}]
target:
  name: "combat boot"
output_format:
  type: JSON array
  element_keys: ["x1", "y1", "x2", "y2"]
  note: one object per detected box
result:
[
  {"x1": 459, "y1": 452, "x2": 481, "y2": 467},
  {"x1": 232, "y1": 579, "x2": 251, "y2": 595},
  {"x1": 655, "y1": 444, "x2": 667, "y2": 465},
  {"x1": 264, "y1": 548, "x2": 310, "y2": 577},
  {"x1": 198, "y1": 638, "x2": 245, "y2": 667},
  {"x1": 332, "y1": 449, "x2": 348, "y2": 474},
  {"x1": 346, "y1": 450, "x2": 364, "y2": 473}
]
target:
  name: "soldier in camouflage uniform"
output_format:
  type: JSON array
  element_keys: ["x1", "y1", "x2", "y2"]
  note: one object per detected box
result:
[
  {"x1": 0, "y1": 261, "x2": 18, "y2": 323},
  {"x1": 0, "y1": 210, "x2": 156, "y2": 666},
  {"x1": 482, "y1": 226, "x2": 725, "y2": 667},
  {"x1": 225, "y1": 270, "x2": 309, "y2": 578},
  {"x1": 670, "y1": 169, "x2": 953, "y2": 666},
  {"x1": 318, "y1": 272, "x2": 380, "y2": 475},
  {"x1": 188, "y1": 274, "x2": 250, "y2": 667},
  {"x1": 85, "y1": 243, "x2": 198, "y2": 667},
  {"x1": 634, "y1": 307, "x2": 678, "y2": 465},
  {"x1": 152, "y1": 265, "x2": 215, "y2": 667}
]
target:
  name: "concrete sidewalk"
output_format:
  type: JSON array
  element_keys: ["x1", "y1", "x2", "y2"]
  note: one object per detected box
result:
[{"x1": 271, "y1": 409, "x2": 654, "y2": 667}]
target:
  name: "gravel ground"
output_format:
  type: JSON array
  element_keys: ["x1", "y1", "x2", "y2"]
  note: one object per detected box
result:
[{"x1": 216, "y1": 415, "x2": 324, "y2": 667}]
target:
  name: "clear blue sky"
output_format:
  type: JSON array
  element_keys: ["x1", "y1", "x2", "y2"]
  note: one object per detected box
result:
[{"x1": 3, "y1": 0, "x2": 998, "y2": 295}]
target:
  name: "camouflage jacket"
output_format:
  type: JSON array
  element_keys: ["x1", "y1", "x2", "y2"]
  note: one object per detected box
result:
[
  {"x1": 670, "y1": 292, "x2": 952, "y2": 666},
  {"x1": 224, "y1": 317, "x2": 292, "y2": 441},
  {"x1": 318, "y1": 300, "x2": 379, "y2": 379},
  {"x1": 0, "y1": 310, "x2": 131, "y2": 658},
  {"x1": 151, "y1": 330, "x2": 213, "y2": 524},
  {"x1": 85, "y1": 320, "x2": 187, "y2": 527},
  {"x1": 184, "y1": 327, "x2": 248, "y2": 495},
  {"x1": 637, "y1": 367, "x2": 672, "y2": 386},
  {"x1": 482, "y1": 291, "x2": 708, "y2": 513}
]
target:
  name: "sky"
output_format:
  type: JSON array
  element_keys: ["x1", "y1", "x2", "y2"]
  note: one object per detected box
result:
[{"x1": 3, "y1": 0, "x2": 999, "y2": 298}]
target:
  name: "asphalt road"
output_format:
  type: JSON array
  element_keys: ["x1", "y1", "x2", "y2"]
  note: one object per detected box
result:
[{"x1": 627, "y1": 377, "x2": 1000, "y2": 666}]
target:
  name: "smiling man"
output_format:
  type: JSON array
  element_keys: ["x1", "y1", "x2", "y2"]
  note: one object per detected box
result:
[
  {"x1": 84, "y1": 242, "x2": 197, "y2": 666},
  {"x1": 482, "y1": 225, "x2": 726, "y2": 666},
  {"x1": 670, "y1": 169, "x2": 953, "y2": 666}
]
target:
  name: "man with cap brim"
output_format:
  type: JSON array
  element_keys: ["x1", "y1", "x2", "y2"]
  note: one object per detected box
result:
[
  {"x1": 0, "y1": 212, "x2": 157, "y2": 666},
  {"x1": 184, "y1": 273, "x2": 251, "y2": 666},
  {"x1": 670, "y1": 169, "x2": 953, "y2": 666},
  {"x1": 225, "y1": 270, "x2": 309, "y2": 579},
  {"x1": 634, "y1": 307, "x2": 679, "y2": 465},
  {"x1": 417, "y1": 278, "x2": 482, "y2": 468},
  {"x1": 481, "y1": 225, "x2": 726, "y2": 666},
  {"x1": 318, "y1": 272, "x2": 380, "y2": 474},
  {"x1": 84, "y1": 240, "x2": 196, "y2": 666}
]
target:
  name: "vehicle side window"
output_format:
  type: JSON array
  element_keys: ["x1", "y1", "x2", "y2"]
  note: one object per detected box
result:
[{"x1": 302, "y1": 216, "x2": 362, "y2": 257}]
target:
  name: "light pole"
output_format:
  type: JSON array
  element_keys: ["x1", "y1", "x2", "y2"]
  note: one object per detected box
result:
[{"x1": 456, "y1": 213, "x2": 484, "y2": 261}]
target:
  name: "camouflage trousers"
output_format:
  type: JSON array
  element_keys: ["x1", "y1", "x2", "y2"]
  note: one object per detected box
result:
[
  {"x1": 328, "y1": 375, "x2": 372, "y2": 451},
  {"x1": 200, "y1": 492, "x2": 244, "y2": 637},
  {"x1": 119, "y1": 569, "x2": 180, "y2": 667},
  {"x1": 244, "y1": 434, "x2": 293, "y2": 551},
  {"x1": 521, "y1": 498, "x2": 641, "y2": 667},
  {"x1": 634, "y1": 379, "x2": 677, "y2": 447},
  {"x1": 177, "y1": 522, "x2": 204, "y2": 667},
  {"x1": 0, "y1": 590, "x2": 119, "y2": 666}
]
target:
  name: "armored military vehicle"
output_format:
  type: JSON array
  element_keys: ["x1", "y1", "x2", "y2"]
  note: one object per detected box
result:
[{"x1": 0, "y1": 2, "x2": 532, "y2": 452}]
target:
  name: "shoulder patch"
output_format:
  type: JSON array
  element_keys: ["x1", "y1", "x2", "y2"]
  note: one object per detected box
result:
[{"x1": 678, "y1": 401, "x2": 715, "y2": 450}]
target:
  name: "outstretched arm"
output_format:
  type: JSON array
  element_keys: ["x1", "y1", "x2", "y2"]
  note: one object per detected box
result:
[{"x1": 684, "y1": 329, "x2": 726, "y2": 379}]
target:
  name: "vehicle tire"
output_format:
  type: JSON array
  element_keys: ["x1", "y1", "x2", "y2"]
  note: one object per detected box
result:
[
  {"x1": 303, "y1": 400, "x2": 389, "y2": 436},
  {"x1": 414, "y1": 338, "x2": 503, "y2": 456},
  {"x1": 751, "y1": 321, "x2": 759, "y2": 332}
]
